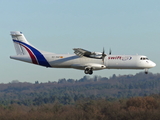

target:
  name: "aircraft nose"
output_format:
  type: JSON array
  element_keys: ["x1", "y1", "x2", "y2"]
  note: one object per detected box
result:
[
  {"x1": 146, "y1": 60, "x2": 156, "y2": 68},
  {"x1": 152, "y1": 62, "x2": 156, "y2": 67},
  {"x1": 148, "y1": 61, "x2": 156, "y2": 68}
]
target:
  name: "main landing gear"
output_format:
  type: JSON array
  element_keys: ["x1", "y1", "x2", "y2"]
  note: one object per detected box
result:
[{"x1": 84, "y1": 68, "x2": 93, "y2": 75}]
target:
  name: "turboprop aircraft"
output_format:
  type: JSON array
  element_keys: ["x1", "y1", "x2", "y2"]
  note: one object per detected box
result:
[{"x1": 10, "y1": 31, "x2": 156, "y2": 75}]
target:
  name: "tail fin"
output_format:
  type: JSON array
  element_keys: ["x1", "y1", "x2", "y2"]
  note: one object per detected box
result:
[
  {"x1": 11, "y1": 31, "x2": 35, "y2": 55},
  {"x1": 10, "y1": 31, "x2": 51, "y2": 67}
]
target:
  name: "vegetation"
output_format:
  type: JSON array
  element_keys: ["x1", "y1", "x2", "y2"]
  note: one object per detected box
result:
[
  {"x1": 0, "y1": 72, "x2": 160, "y2": 106},
  {"x1": 0, "y1": 72, "x2": 160, "y2": 119},
  {"x1": 0, "y1": 96, "x2": 160, "y2": 120}
]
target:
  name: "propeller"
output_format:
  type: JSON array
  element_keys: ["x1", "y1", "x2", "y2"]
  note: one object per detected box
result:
[
  {"x1": 109, "y1": 48, "x2": 111, "y2": 55},
  {"x1": 102, "y1": 48, "x2": 106, "y2": 63}
]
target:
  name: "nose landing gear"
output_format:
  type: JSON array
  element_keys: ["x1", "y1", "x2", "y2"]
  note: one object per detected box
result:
[{"x1": 145, "y1": 69, "x2": 148, "y2": 74}]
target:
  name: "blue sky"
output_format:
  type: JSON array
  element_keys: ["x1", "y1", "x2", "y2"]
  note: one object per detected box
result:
[{"x1": 0, "y1": 0, "x2": 159, "y2": 83}]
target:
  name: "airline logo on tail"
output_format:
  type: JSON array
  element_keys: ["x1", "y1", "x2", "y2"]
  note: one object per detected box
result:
[
  {"x1": 11, "y1": 31, "x2": 51, "y2": 67},
  {"x1": 13, "y1": 40, "x2": 39, "y2": 64}
]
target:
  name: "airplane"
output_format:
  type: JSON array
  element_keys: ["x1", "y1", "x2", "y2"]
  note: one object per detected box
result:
[{"x1": 10, "y1": 31, "x2": 156, "y2": 75}]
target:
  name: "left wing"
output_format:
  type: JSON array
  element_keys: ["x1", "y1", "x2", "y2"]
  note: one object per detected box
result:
[
  {"x1": 73, "y1": 48, "x2": 106, "y2": 61},
  {"x1": 73, "y1": 48, "x2": 93, "y2": 57}
]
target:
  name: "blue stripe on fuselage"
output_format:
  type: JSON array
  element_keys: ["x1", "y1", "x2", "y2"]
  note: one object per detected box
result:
[{"x1": 13, "y1": 40, "x2": 51, "y2": 67}]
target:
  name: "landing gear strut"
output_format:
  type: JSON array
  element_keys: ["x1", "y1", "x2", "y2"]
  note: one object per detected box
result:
[
  {"x1": 84, "y1": 68, "x2": 93, "y2": 75},
  {"x1": 145, "y1": 69, "x2": 148, "y2": 74}
]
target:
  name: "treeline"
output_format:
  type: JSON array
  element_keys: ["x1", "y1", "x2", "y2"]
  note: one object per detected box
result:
[
  {"x1": 0, "y1": 72, "x2": 160, "y2": 106},
  {"x1": 1, "y1": 96, "x2": 160, "y2": 120}
]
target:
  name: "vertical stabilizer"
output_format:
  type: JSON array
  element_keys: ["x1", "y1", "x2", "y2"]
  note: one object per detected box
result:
[
  {"x1": 11, "y1": 31, "x2": 32, "y2": 55},
  {"x1": 10, "y1": 31, "x2": 51, "y2": 67}
]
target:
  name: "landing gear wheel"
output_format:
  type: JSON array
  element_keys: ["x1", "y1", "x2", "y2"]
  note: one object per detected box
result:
[
  {"x1": 84, "y1": 68, "x2": 93, "y2": 75},
  {"x1": 89, "y1": 70, "x2": 93, "y2": 75},
  {"x1": 84, "y1": 68, "x2": 89, "y2": 74},
  {"x1": 84, "y1": 70, "x2": 89, "y2": 74},
  {"x1": 145, "y1": 71, "x2": 148, "y2": 74}
]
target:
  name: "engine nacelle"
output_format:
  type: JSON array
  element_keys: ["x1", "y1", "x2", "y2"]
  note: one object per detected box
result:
[
  {"x1": 90, "y1": 52, "x2": 102, "y2": 58},
  {"x1": 85, "y1": 63, "x2": 106, "y2": 70}
]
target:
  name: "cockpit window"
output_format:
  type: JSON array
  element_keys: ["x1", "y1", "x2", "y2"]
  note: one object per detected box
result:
[{"x1": 140, "y1": 57, "x2": 149, "y2": 60}]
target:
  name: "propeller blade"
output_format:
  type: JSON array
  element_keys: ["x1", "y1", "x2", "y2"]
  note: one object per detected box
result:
[
  {"x1": 103, "y1": 47, "x2": 105, "y2": 54},
  {"x1": 102, "y1": 47, "x2": 106, "y2": 63},
  {"x1": 109, "y1": 49, "x2": 111, "y2": 55}
]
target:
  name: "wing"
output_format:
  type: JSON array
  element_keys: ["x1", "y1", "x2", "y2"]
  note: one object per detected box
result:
[{"x1": 73, "y1": 48, "x2": 93, "y2": 57}]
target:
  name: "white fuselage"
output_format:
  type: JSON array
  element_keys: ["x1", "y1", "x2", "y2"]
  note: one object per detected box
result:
[
  {"x1": 10, "y1": 31, "x2": 156, "y2": 75},
  {"x1": 10, "y1": 53, "x2": 156, "y2": 70},
  {"x1": 48, "y1": 54, "x2": 155, "y2": 70}
]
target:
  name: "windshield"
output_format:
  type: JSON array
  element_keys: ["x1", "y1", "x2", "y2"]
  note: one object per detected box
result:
[{"x1": 140, "y1": 57, "x2": 149, "y2": 60}]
